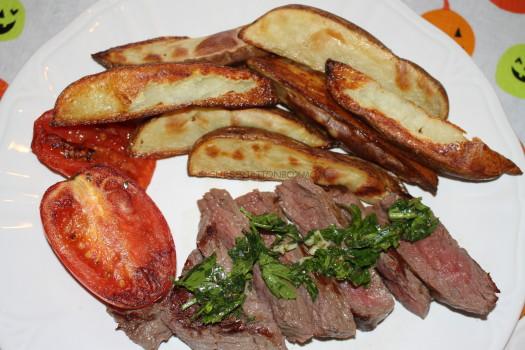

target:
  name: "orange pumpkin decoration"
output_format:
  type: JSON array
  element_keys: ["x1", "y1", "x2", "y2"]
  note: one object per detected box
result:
[
  {"x1": 422, "y1": 0, "x2": 475, "y2": 56},
  {"x1": 491, "y1": 0, "x2": 525, "y2": 14}
]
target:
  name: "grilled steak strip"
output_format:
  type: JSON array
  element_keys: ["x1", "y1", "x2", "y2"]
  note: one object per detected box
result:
[
  {"x1": 235, "y1": 190, "x2": 318, "y2": 343},
  {"x1": 163, "y1": 190, "x2": 287, "y2": 350},
  {"x1": 375, "y1": 250, "x2": 432, "y2": 318},
  {"x1": 269, "y1": 185, "x2": 357, "y2": 339},
  {"x1": 108, "y1": 300, "x2": 172, "y2": 350},
  {"x1": 378, "y1": 195, "x2": 499, "y2": 316},
  {"x1": 165, "y1": 250, "x2": 284, "y2": 350},
  {"x1": 328, "y1": 187, "x2": 432, "y2": 318},
  {"x1": 276, "y1": 178, "x2": 394, "y2": 331},
  {"x1": 108, "y1": 250, "x2": 205, "y2": 350}
]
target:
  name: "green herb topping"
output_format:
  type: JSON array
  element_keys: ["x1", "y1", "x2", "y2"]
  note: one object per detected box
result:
[{"x1": 174, "y1": 197, "x2": 437, "y2": 324}]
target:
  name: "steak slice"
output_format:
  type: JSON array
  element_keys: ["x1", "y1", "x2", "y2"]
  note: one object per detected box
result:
[
  {"x1": 375, "y1": 250, "x2": 431, "y2": 318},
  {"x1": 378, "y1": 194, "x2": 499, "y2": 316},
  {"x1": 108, "y1": 300, "x2": 172, "y2": 350},
  {"x1": 163, "y1": 190, "x2": 287, "y2": 350},
  {"x1": 277, "y1": 178, "x2": 392, "y2": 332},
  {"x1": 108, "y1": 250, "x2": 204, "y2": 350},
  {"x1": 328, "y1": 187, "x2": 431, "y2": 318},
  {"x1": 336, "y1": 270, "x2": 395, "y2": 331},
  {"x1": 236, "y1": 190, "x2": 284, "y2": 218},
  {"x1": 236, "y1": 190, "x2": 318, "y2": 343}
]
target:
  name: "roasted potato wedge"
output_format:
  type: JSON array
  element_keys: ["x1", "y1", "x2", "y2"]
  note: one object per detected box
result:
[
  {"x1": 92, "y1": 27, "x2": 266, "y2": 69},
  {"x1": 131, "y1": 107, "x2": 332, "y2": 158},
  {"x1": 247, "y1": 56, "x2": 438, "y2": 194},
  {"x1": 326, "y1": 60, "x2": 522, "y2": 180},
  {"x1": 53, "y1": 63, "x2": 276, "y2": 126},
  {"x1": 239, "y1": 4, "x2": 449, "y2": 120},
  {"x1": 188, "y1": 127, "x2": 408, "y2": 203}
]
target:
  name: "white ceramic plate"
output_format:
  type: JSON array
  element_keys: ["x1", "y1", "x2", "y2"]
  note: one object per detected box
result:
[
  {"x1": 0, "y1": 0, "x2": 524, "y2": 349},
  {"x1": 507, "y1": 318, "x2": 525, "y2": 350}
]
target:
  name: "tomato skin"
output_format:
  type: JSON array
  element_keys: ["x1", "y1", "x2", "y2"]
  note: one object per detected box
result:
[
  {"x1": 31, "y1": 110, "x2": 155, "y2": 189},
  {"x1": 40, "y1": 166, "x2": 176, "y2": 309}
]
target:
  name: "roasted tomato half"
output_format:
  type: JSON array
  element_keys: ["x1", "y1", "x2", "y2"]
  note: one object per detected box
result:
[
  {"x1": 40, "y1": 166, "x2": 176, "y2": 309},
  {"x1": 31, "y1": 110, "x2": 155, "y2": 189}
]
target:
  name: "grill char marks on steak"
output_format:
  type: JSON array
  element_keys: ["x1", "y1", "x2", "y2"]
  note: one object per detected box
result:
[
  {"x1": 328, "y1": 187, "x2": 432, "y2": 319},
  {"x1": 236, "y1": 190, "x2": 318, "y2": 343},
  {"x1": 276, "y1": 178, "x2": 393, "y2": 332},
  {"x1": 163, "y1": 190, "x2": 287, "y2": 350},
  {"x1": 375, "y1": 195, "x2": 499, "y2": 316}
]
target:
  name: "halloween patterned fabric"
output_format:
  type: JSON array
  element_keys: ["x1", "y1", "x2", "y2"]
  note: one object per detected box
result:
[
  {"x1": 404, "y1": 0, "x2": 525, "y2": 142},
  {"x1": 0, "y1": 0, "x2": 25, "y2": 41},
  {"x1": 497, "y1": 44, "x2": 525, "y2": 99},
  {"x1": 422, "y1": 0, "x2": 475, "y2": 55},
  {"x1": 491, "y1": 0, "x2": 525, "y2": 13},
  {"x1": 0, "y1": 78, "x2": 7, "y2": 99}
]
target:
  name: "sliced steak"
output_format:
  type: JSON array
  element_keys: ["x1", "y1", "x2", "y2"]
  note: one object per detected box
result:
[
  {"x1": 163, "y1": 191, "x2": 287, "y2": 350},
  {"x1": 328, "y1": 187, "x2": 432, "y2": 319},
  {"x1": 196, "y1": 189, "x2": 250, "y2": 269},
  {"x1": 337, "y1": 270, "x2": 395, "y2": 330},
  {"x1": 236, "y1": 190, "x2": 283, "y2": 217},
  {"x1": 108, "y1": 250, "x2": 205, "y2": 350},
  {"x1": 236, "y1": 190, "x2": 318, "y2": 343},
  {"x1": 276, "y1": 180, "x2": 344, "y2": 234},
  {"x1": 378, "y1": 194, "x2": 499, "y2": 316},
  {"x1": 108, "y1": 300, "x2": 172, "y2": 350},
  {"x1": 375, "y1": 250, "x2": 431, "y2": 318},
  {"x1": 277, "y1": 178, "x2": 392, "y2": 332}
]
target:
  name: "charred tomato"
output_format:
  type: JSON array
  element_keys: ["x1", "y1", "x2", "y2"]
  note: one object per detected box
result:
[
  {"x1": 40, "y1": 166, "x2": 176, "y2": 309},
  {"x1": 31, "y1": 110, "x2": 155, "y2": 188}
]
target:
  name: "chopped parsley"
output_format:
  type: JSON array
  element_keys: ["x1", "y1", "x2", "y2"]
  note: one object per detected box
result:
[
  {"x1": 174, "y1": 197, "x2": 438, "y2": 324},
  {"x1": 173, "y1": 254, "x2": 247, "y2": 324}
]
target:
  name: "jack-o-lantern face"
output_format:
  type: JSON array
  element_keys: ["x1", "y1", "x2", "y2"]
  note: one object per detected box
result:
[
  {"x1": 512, "y1": 57, "x2": 525, "y2": 83},
  {"x1": 496, "y1": 44, "x2": 525, "y2": 99},
  {"x1": 0, "y1": 0, "x2": 25, "y2": 41},
  {"x1": 422, "y1": 0, "x2": 475, "y2": 56}
]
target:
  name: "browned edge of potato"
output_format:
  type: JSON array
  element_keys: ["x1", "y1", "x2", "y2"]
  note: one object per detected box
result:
[
  {"x1": 239, "y1": 4, "x2": 449, "y2": 120},
  {"x1": 326, "y1": 60, "x2": 522, "y2": 180},
  {"x1": 247, "y1": 56, "x2": 439, "y2": 194},
  {"x1": 130, "y1": 107, "x2": 333, "y2": 158},
  {"x1": 188, "y1": 126, "x2": 409, "y2": 203},
  {"x1": 92, "y1": 27, "x2": 267, "y2": 69},
  {"x1": 53, "y1": 63, "x2": 277, "y2": 126}
]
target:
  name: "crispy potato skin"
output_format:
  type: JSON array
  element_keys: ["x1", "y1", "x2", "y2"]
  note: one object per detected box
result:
[
  {"x1": 53, "y1": 63, "x2": 276, "y2": 126},
  {"x1": 239, "y1": 4, "x2": 449, "y2": 120},
  {"x1": 130, "y1": 107, "x2": 332, "y2": 158},
  {"x1": 188, "y1": 127, "x2": 408, "y2": 203},
  {"x1": 92, "y1": 27, "x2": 267, "y2": 68},
  {"x1": 247, "y1": 56, "x2": 438, "y2": 194},
  {"x1": 326, "y1": 60, "x2": 522, "y2": 180}
]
